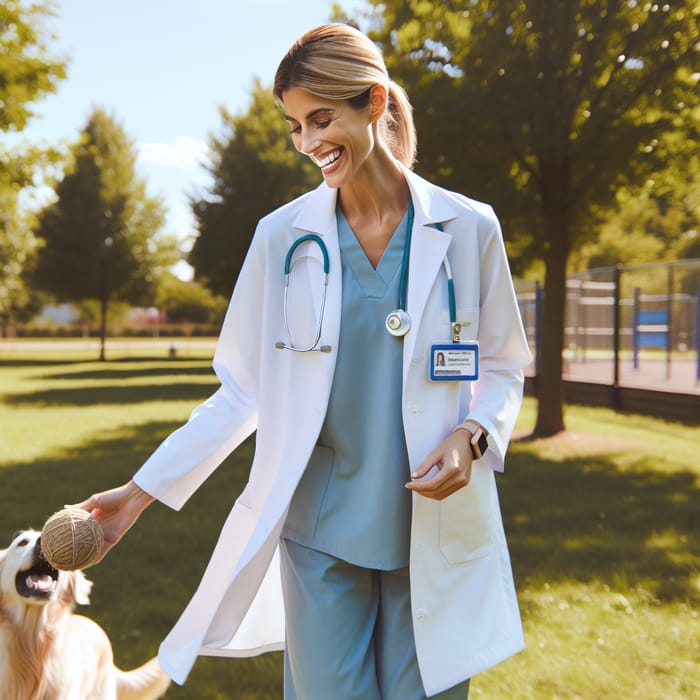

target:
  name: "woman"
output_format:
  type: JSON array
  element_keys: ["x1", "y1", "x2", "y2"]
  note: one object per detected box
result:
[{"x1": 74, "y1": 23, "x2": 531, "y2": 699}]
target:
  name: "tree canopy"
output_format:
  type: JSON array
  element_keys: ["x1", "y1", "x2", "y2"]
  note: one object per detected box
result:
[
  {"x1": 189, "y1": 80, "x2": 320, "y2": 297},
  {"x1": 33, "y1": 108, "x2": 175, "y2": 358}
]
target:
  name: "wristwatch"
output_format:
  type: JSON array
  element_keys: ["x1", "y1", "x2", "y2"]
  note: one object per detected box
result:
[{"x1": 455, "y1": 420, "x2": 489, "y2": 460}]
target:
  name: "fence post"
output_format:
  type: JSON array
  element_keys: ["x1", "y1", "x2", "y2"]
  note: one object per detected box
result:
[
  {"x1": 535, "y1": 281, "x2": 543, "y2": 380},
  {"x1": 695, "y1": 288, "x2": 700, "y2": 384},
  {"x1": 633, "y1": 287, "x2": 640, "y2": 370},
  {"x1": 612, "y1": 264, "x2": 622, "y2": 408},
  {"x1": 666, "y1": 266, "x2": 673, "y2": 380}
]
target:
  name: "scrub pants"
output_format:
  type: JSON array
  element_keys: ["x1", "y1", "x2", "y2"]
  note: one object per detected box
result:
[{"x1": 280, "y1": 538, "x2": 470, "y2": 700}]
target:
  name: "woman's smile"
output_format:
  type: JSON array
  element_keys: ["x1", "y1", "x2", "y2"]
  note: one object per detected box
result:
[{"x1": 314, "y1": 148, "x2": 343, "y2": 173}]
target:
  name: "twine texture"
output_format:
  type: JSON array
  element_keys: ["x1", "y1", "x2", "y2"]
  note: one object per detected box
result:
[{"x1": 40, "y1": 507, "x2": 104, "y2": 570}]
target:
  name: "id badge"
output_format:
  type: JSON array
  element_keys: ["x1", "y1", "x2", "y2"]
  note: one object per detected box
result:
[{"x1": 429, "y1": 342, "x2": 479, "y2": 381}]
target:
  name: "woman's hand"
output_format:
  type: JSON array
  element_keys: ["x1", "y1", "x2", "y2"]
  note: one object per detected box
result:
[
  {"x1": 68, "y1": 480, "x2": 155, "y2": 562},
  {"x1": 405, "y1": 429, "x2": 473, "y2": 500}
]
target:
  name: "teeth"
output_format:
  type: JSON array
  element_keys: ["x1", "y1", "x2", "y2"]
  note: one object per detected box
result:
[
  {"x1": 317, "y1": 149, "x2": 341, "y2": 169},
  {"x1": 26, "y1": 573, "x2": 56, "y2": 592}
]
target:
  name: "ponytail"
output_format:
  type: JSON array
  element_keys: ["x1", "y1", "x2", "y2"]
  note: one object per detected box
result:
[{"x1": 384, "y1": 80, "x2": 417, "y2": 169}]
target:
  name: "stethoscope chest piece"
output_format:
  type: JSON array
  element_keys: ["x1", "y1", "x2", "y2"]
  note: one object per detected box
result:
[{"x1": 385, "y1": 309, "x2": 411, "y2": 337}]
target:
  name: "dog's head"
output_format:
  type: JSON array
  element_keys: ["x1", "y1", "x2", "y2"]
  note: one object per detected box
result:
[{"x1": 0, "y1": 529, "x2": 92, "y2": 614}]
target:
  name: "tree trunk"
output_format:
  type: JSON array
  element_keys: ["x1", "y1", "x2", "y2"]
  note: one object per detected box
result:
[
  {"x1": 99, "y1": 295, "x2": 108, "y2": 361},
  {"x1": 533, "y1": 164, "x2": 571, "y2": 437}
]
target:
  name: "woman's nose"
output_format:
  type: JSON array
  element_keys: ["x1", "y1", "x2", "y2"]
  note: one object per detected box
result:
[{"x1": 301, "y1": 136, "x2": 322, "y2": 156}]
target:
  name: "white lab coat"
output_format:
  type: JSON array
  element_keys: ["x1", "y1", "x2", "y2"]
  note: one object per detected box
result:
[{"x1": 133, "y1": 164, "x2": 532, "y2": 696}]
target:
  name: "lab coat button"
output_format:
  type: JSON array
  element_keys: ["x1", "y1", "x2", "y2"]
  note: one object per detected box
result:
[
  {"x1": 409, "y1": 406, "x2": 422, "y2": 416},
  {"x1": 415, "y1": 608, "x2": 427, "y2": 620}
]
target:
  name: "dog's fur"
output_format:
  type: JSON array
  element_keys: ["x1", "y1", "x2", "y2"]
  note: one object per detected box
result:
[{"x1": 0, "y1": 529, "x2": 170, "y2": 700}]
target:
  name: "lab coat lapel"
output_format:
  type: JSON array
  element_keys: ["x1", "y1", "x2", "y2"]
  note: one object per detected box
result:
[
  {"x1": 292, "y1": 184, "x2": 342, "y2": 390},
  {"x1": 402, "y1": 170, "x2": 454, "y2": 379}
]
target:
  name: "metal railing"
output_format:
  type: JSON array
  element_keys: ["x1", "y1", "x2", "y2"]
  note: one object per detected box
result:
[{"x1": 515, "y1": 259, "x2": 700, "y2": 394}]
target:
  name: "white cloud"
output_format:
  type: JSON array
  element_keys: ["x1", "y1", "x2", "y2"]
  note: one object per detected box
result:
[{"x1": 138, "y1": 136, "x2": 210, "y2": 170}]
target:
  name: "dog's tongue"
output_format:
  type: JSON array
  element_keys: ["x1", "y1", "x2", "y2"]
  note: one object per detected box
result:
[{"x1": 26, "y1": 573, "x2": 55, "y2": 592}]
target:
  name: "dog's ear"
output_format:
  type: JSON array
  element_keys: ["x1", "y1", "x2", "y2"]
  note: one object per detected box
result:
[{"x1": 65, "y1": 570, "x2": 93, "y2": 606}]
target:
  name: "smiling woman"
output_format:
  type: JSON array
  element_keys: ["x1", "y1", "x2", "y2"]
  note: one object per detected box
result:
[{"x1": 66, "y1": 22, "x2": 531, "y2": 700}]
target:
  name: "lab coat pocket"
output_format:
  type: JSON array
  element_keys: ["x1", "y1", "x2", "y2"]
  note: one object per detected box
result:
[
  {"x1": 282, "y1": 445, "x2": 335, "y2": 538},
  {"x1": 438, "y1": 463, "x2": 495, "y2": 564}
]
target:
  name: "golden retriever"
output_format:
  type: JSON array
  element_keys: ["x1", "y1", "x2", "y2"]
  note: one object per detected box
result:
[{"x1": 0, "y1": 529, "x2": 170, "y2": 700}]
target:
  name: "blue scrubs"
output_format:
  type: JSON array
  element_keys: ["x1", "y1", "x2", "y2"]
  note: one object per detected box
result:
[{"x1": 282, "y1": 205, "x2": 469, "y2": 699}]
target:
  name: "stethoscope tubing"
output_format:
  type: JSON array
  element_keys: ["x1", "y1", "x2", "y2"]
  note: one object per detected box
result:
[{"x1": 276, "y1": 214, "x2": 457, "y2": 352}]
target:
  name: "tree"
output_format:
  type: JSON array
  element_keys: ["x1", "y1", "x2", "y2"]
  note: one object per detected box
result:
[
  {"x1": 353, "y1": 0, "x2": 699, "y2": 435},
  {"x1": 190, "y1": 80, "x2": 320, "y2": 297},
  {"x1": 34, "y1": 108, "x2": 176, "y2": 359},
  {"x1": 0, "y1": 0, "x2": 67, "y2": 333},
  {"x1": 155, "y1": 272, "x2": 228, "y2": 325},
  {"x1": 0, "y1": 181, "x2": 42, "y2": 335}
]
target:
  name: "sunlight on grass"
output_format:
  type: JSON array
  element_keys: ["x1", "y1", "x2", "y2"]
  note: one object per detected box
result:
[{"x1": 1, "y1": 352, "x2": 698, "y2": 699}]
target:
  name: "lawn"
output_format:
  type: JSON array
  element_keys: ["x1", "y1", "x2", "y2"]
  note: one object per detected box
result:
[{"x1": 0, "y1": 343, "x2": 698, "y2": 699}]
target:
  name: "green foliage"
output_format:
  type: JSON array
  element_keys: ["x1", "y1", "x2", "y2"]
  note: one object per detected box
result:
[
  {"x1": 0, "y1": 0, "x2": 67, "y2": 331},
  {"x1": 0, "y1": 181, "x2": 40, "y2": 326},
  {"x1": 156, "y1": 272, "x2": 228, "y2": 324},
  {"x1": 32, "y1": 108, "x2": 173, "y2": 355},
  {"x1": 0, "y1": 0, "x2": 67, "y2": 135},
  {"x1": 189, "y1": 80, "x2": 320, "y2": 297}
]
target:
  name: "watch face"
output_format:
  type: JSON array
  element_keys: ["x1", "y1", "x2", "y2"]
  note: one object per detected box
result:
[{"x1": 473, "y1": 432, "x2": 488, "y2": 459}]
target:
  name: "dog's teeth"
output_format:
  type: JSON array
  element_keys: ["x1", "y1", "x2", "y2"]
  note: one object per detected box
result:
[{"x1": 27, "y1": 573, "x2": 55, "y2": 592}]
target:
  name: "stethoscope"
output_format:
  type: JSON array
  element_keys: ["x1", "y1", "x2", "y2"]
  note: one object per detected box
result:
[{"x1": 275, "y1": 206, "x2": 460, "y2": 352}]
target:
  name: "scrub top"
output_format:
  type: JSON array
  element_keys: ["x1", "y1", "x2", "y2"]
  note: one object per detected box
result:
[{"x1": 282, "y1": 203, "x2": 413, "y2": 570}]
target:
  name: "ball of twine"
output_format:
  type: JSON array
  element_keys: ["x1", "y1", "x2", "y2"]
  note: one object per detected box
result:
[{"x1": 40, "y1": 508, "x2": 104, "y2": 571}]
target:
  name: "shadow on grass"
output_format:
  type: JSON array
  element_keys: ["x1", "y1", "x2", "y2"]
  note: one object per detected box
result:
[
  {"x1": 6, "y1": 381, "x2": 220, "y2": 407},
  {"x1": 500, "y1": 446, "x2": 700, "y2": 602},
  {"x1": 0, "y1": 421, "x2": 282, "y2": 699},
  {"x1": 43, "y1": 365, "x2": 216, "y2": 381}
]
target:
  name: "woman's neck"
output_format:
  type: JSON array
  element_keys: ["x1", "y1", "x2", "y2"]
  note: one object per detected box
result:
[
  {"x1": 338, "y1": 148, "x2": 411, "y2": 268},
  {"x1": 338, "y1": 148, "x2": 409, "y2": 223}
]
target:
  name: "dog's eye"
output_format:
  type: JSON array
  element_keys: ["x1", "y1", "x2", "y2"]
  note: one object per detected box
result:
[{"x1": 15, "y1": 537, "x2": 30, "y2": 547}]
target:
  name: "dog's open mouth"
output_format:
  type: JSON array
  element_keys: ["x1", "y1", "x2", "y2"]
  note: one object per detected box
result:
[{"x1": 15, "y1": 558, "x2": 59, "y2": 600}]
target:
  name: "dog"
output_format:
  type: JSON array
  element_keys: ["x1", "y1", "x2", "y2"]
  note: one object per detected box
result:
[{"x1": 0, "y1": 529, "x2": 171, "y2": 700}]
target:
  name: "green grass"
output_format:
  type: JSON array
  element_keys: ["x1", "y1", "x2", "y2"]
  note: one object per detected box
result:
[{"x1": 1, "y1": 345, "x2": 698, "y2": 699}]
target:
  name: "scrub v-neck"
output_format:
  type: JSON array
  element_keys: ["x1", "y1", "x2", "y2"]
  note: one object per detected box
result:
[{"x1": 337, "y1": 205, "x2": 409, "y2": 300}]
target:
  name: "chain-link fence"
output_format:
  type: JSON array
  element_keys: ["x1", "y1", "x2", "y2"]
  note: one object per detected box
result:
[{"x1": 516, "y1": 259, "x2": 700, "y2": 395}]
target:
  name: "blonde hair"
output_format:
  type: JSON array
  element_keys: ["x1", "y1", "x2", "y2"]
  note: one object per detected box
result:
[{"x1": 274, "y1": 24, "x2": 417, "y2": 169}]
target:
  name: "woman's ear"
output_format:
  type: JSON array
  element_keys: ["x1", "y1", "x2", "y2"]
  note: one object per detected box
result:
[{"x1": 368, "y1": 84, "x2": 388, "y2": 123}]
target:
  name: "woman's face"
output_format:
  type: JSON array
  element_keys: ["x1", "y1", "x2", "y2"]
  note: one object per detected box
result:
[{"x1": 280, "y1": 87, "x2": 381, "y2": 188}]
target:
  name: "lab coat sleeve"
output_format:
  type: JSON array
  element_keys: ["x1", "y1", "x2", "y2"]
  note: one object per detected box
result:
[
  {"x1": 133, "y1": 227, "x2": 266, "y2": 511},
  {"x1": 465, "y1": 209, "x2": 531, "y2": 472}
]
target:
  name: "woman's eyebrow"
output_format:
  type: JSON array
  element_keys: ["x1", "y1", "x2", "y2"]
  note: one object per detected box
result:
[{"x1": 284, "y1": 107, "x2": 335, "y2": 123}]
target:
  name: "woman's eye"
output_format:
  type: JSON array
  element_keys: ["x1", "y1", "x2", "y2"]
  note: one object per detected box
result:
[
  {"x1": 289, "y1": 125, "x2": 301, "y2": 135},
  {"x1": 314, "y1": 119, "x2": 331, "y2": 129}
]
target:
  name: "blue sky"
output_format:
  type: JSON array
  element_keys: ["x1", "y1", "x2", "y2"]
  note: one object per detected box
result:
[{"x1": 9, "y1": 0, "x2": 366, "y2": 276}]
